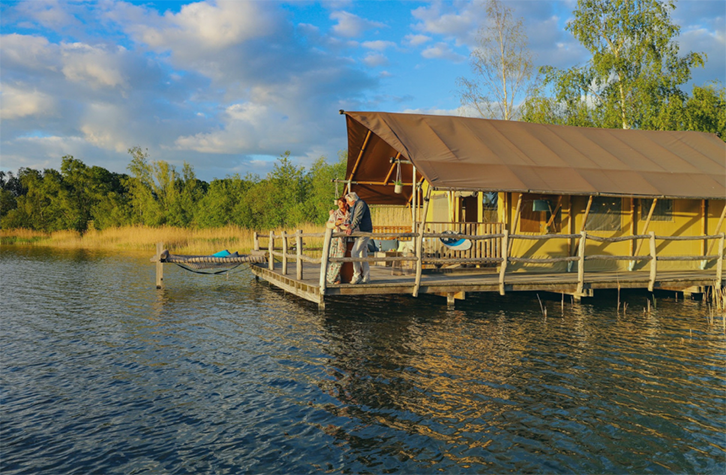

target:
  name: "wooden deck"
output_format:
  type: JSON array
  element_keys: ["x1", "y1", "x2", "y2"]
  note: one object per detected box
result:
[{"x1": 250, "y1": 261, "x2": 722, "y2": 308}]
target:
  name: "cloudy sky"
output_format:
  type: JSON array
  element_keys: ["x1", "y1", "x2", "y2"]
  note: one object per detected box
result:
[{"x1": 1, "y1": 0, "x2": 724, "y2": 181}]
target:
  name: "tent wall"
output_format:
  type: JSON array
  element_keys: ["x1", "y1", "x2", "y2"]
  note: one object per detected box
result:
[{"x1": 504, "y1": 195, "x2": 725, "y2": 272}]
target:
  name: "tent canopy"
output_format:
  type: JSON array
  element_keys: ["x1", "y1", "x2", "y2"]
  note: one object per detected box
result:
[{"x1": 344, "y1": 111, "x2": 726, "y2": 204}]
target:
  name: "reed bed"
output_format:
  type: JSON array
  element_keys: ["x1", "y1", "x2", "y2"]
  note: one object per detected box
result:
[{"x1": 1, "y1": 224, "x2": 326, "y2": 255}]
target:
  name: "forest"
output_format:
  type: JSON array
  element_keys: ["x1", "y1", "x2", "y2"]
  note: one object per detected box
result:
[{"x1": 0, "y1": 147, "x2": 346, "y2": 234}]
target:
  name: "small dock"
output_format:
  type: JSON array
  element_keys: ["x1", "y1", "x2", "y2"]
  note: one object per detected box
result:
[
  {"x1": 246, "y1": 228, "x2": 724, "y2": 308},
  {"x1": 251, "y1": 260, "x2": 721, "y2": 308}
]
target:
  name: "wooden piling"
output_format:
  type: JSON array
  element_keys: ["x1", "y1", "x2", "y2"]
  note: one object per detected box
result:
[
  {"x1": 155, "y1": 241, "x2": 164, "y2": 289},
  {"x1": 499, "y1": 229, "x2": 509, "y2": 295},
  {"x1": 648, "y1": 231, "x2": 657, "y2": 291},
  {"x1": 576, "y1": 231, "x2": 587, "y2": 296}
]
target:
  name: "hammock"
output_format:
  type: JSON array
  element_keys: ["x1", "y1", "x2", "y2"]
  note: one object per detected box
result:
[{"x1": 159, "y1": 250, "x2": 267, "y2": 275}]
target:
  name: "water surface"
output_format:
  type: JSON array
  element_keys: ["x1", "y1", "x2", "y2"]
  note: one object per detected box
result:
[{"x1": 1, "y1": 247, "x2": 725, "y2": 473}]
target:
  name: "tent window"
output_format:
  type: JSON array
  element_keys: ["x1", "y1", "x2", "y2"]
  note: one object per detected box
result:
[
  {"x1": 519, "y1": 194, "x2": 561, "y2": 233},
  {"x1": 585, "y1": 197, "x2": 623, "y2": 231},
  {"x1": 641, "y1": 199, "x2": 673, "y2": 221},
  {"x1": 431, "y1": 194, "x2": 449, "y2": 222}
]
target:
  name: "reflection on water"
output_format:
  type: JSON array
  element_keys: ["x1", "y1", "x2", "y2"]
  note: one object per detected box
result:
[{"x1": 1, "y1": 246, "x2": 725, "y2": 474}]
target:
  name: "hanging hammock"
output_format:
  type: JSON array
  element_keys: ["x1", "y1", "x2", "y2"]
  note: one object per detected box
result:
[{"x1": 159, "y1": 250, "x2": 266, "y2": 275}]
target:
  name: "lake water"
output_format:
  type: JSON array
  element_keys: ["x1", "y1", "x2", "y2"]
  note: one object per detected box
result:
[{"x1": 1, "y1": 246, "x2": 725, "y2": 474}]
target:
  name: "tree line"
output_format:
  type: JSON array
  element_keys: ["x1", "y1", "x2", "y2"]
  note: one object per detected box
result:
[{"x1": 0, "y1": 147, "x2": 346, "y2": 233}]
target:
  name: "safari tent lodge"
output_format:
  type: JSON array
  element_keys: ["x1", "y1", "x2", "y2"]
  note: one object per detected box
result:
[{"x1": 158, "y1": 111, "x2": 726, "y2": 308}]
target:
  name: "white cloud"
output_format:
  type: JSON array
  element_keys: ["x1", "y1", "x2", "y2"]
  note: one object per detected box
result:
[
  {"x1": 421, "y1": 42, "x2": 466, "y2": 63},
  {"x1": 61, "y1": 43, "x2": 127, "y2": 89},
  {"x1": 330, "y1": 11, "x2": 384, "y2": 38},
  {"x1": 126, "y1": 0, "x2": 278, "y2": 51},
  {"x1": 15, "y1": 0, "x2": 80, "y2": 30},
  {"x1": 405, "y1": 34, "x2": 431, "y2": 47},
  {"x1": 362, "y1": 40, "x2": 396, "y2": 51},
  {"x1": 363, "y1": 52, "x2": 388, "y2": 68},
  {"x1": 0, "y1": 34, "x2": 58, "y2": 71},
  {"x1": 0, "y1": 84, "x2": 57, "y2": 119}
]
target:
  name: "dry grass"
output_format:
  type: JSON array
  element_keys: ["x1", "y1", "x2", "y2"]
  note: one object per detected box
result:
[
  {"x1": 1, "y1": 224, "x2": 326, "y2": 254},
  {"x1": 0, "y1": 205, "x2": 409, "y2": 254}
]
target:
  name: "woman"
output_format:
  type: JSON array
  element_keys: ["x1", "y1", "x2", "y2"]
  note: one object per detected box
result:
[{"x1": 326, "y1": 196, "x2": 350, "y2": 285}]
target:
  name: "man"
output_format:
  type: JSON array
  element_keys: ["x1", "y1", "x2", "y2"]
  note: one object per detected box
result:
[{"x1": 345, "y1": 192, "x2": 372, "y2": 284}]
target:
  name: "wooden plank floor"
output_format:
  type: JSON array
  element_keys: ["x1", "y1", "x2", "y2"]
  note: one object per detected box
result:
[{"x1": 251, "y1": 262, "x2": 720, "y2": 304}]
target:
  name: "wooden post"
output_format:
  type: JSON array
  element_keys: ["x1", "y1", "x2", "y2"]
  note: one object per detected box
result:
[
  {"x1": 296, "y1": 229, "x2": 303, "y2": 280},
  {"x1": 413, "y1": 187, "x2": 432, "y2": 298},
  {"x1": 268, "y1": 231, "x2": 274, "y2": 271},
  {"x1": 631, "y1": 198, "x2": 657, "y2": 270},
  {"x1": 702, "y1": 200, "x2": 708, "y2": 256},
  {"x1": 716, "y1": 233, "x2": 724, "y2": 291},
  {"x1": 282, "y1": 230, "x2": 288, "y2": 275},
  {"x1": 707, "y1": 203, "x2": 726, "y2": 256},
  {"x1": 155, "y1": 241, "x2": 164, "y2": 289},
  {"x1": 630, "y1": 198, "x2": 637, "y2": 257},
  {"x1": 576, "y1": 231, "x2": 587, "y2": 297},
  {"x1": 254, "y1": 232, "x2": 260, "y2": 251},
  {"x1": 580, "y1": 196, "x2": 593, "y2": 233},
  {"x1": 511, "y1": 193, "x2": 522, "y2": 236},
  {"x1": 319, "y1": 227, "x2": 333, "y2": 296},
  {"x1": 499, "y1": 229, "x2": 509, "y2": 295},
  {"x1": 648, "y1": 231, "x2": 657, "y2": 292}
]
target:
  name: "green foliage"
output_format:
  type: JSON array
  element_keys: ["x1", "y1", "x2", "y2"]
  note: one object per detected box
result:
[
  {"x1": 522, "y1": 0, "x2": 715, "y2": 136},
  {"x1": 1, "y1": 147, "x2": 346, "y2": 232}
]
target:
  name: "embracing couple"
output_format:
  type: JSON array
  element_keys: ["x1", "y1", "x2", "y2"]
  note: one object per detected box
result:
[{"x1": 326, "y1": 192, "x2": 372, "y2": 285}]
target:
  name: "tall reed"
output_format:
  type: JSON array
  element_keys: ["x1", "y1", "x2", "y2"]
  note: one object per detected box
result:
[{"x1": 1, "y1": 224, "x2": 326, "y2": 254}]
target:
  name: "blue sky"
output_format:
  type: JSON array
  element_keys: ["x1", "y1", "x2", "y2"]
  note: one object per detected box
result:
[{"x1": 1, "y1": 0, "x2": 724, "y2": 181}]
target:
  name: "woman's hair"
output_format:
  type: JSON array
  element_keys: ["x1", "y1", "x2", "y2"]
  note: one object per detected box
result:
[{"x1": 337, "y1": 196, "x2": 349, "y2": 211}]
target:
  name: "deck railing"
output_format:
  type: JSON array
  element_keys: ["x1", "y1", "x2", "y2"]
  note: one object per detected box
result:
[{"x1": 254, "y1": 228, "x2": 725, "y2": 297}]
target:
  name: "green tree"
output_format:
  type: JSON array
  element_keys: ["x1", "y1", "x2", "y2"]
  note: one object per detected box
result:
[
  {"x1": 2, "y1": 168, "x2": 69, "y2": 231},
  {"x1": 304, "y1": 151, "x2": 347, "y2": 224},
  {"x1": 524, "y1": 0, "x2": 705, "y2": 130},
  {"x1": 458, "y1": 0, "x2": 537, "y2": 120},
  {"x1": 125, "y1": 147, "x2": 204, "y2": 227},
  {"x1": 194, "y1": 174, "x2": 253, "y2": 228},
  {"x1": 0, "y1": 171, "x2": 21, "y2": 223}
]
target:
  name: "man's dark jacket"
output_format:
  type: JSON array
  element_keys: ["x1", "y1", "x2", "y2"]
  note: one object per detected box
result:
[{"x1": 349, "y1": 199, "x2": 372, "y2": 232}]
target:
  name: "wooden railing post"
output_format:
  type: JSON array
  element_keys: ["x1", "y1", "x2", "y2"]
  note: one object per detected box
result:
[
  {"x1": 254, "y1": 232, "x2": 260, "y2": 251},
  {"x1": 717, "y1": 233, "x2": 724, "y2": 290},
  {"x1": 268, "y1": 231, "x2": 274, "y2": 271},
  {"x1": 282, "y1": 230, "x2": 288, "y2": 275},
  {"x1": 413, "y1": 224, "x2": 424, "y2": 297},
  {"x1": 155, "y1": 241, "x2": 164, "y2": 289},
  {"x1": 319, "y1": 227, "x2": 333, "y2": 296},
  {"x1": 499, "y1": 229, "x2": 509, "y2": 295},
  {"x1": 413, "y1": 187, "x2": 432, "y2": 298},
  {"x1": 648, "y1": 231, "x2": 657, "y2": 292},
  {"x1": 296, "y1": 229, "x2": 303, "y2": 280},
  {"x1": 576, "y1": 231, "x2": 587, "y2": 296}
]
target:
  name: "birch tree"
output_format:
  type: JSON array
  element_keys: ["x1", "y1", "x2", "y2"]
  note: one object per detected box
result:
[
  {"x1": 526, "y1": 0, "x2": 705, "y2": 130},
  {"x1": 457, "y1": 0, "x2": 536, "y2": 120}
]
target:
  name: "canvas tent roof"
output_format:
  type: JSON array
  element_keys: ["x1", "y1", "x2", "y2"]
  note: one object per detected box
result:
[{"x1": 344, "y1": 111, "x2": 726, "y2": 204}]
